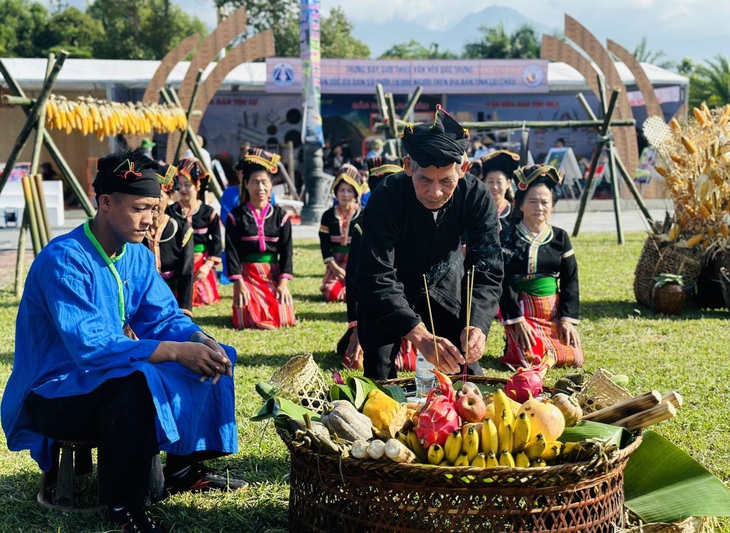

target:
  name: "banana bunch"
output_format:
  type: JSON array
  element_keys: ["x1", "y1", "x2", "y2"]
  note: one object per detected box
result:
[{"x1": 44, "y1": 94, "x2": 188, "y2": 140}]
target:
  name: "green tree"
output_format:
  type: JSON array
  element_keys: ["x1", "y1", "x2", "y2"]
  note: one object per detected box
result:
[
  {"x1": 676, "y1": 57, "x2": 694, "y2": 77},
  {"x1": 88, "y1": 0, "x2": 206, "y2": 60},
  {"x1": 379, "y1": 39, "x2": 456, "y2": 59},
  {"x1": 462, "y1": 23, "x2": 540, "y2": 59},
  {"x1": 34, "y1": 7, "x2": 105, "y2": 59},
  {"x1": 633, "y1": 37, "x2": 675, "y2": 70},
  {"x1": 215, "y1": 1, "x2": 369, "y2": 58},
  {"x1": 320, "y1": 7, "x2": 369, "y2": 58},
  {"x1": 689, "y1": 55, "x2": 730, "y2": 109},
  {"x1": 0, "y1": 0, "x2": 49, "y2": 57}
]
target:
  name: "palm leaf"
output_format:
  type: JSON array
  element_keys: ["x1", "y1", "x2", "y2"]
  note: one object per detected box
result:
[{"x1": 624, "y1": 430, "x2": 730, "y2": 523}]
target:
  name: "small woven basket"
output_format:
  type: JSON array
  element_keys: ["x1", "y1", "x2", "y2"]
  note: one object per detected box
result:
[
  {"x1": 575, "y1": 369, "x2": 633, "y2": 415},
  {"x1": 634, "y1": 234, "x2": 703, "y2": 308},
  {"x1": 280, "y1": 376, "x2": 641, "y2": 533},
  {"x1": 269, "y1": 353, "x2": 328, "y2": 413}
]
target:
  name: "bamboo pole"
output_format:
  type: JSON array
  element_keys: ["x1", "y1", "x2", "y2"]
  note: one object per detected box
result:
[
  {"x1": 28, "y1": 175, "x2": 49, "y2": 246},
  {"x1": 15, "y1": 210, "x2": 28, "y2": 297},
  {"x1": 572, "y1": 89, "x2": 621, "y2": 237},
  {"x1": 21, "y1": 177, "x2": 42, "y2": 255},
  {"x1": 173, "y1": 69, "x2": 203, "y2": 164},
  {"x1": 374, "y1": 118, "x2": 636, "y2": 132},
  {"x1": 34, "y1": 174, "x2": 53, "y2": 243},
  {"x1": 576, "y1": 91, "x2": 654, "y2": 226},
  {"x1": 0, "y1": 52, "x2": 67, "y2": 194},
  {"x1": 0, "y1": 59, "x2": 96, "y2": 216},
  {"x1": 606, "y1": 137, "x2": 624, "y2": 244},
  {"x1": 385, "y1": 93, "x2": 399, "y2": 140},
  {"x1": 30, "y1": 53, "x2": 55, "y2": 176},
  {"x1": 581, "y1": 390, "x2": 662, "y2": 424},
  {"x1": 401, "y1": 86, "x2": 423, "y2": 122}
]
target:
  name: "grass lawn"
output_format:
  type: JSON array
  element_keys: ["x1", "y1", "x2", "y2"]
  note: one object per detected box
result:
[{"x1": 0, "y1": 233, "x2": 728, "y2": 532}]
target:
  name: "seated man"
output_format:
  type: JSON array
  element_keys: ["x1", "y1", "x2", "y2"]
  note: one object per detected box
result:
[{"x1": 1, "y1": 150, "x2": 245, "y2": 533}]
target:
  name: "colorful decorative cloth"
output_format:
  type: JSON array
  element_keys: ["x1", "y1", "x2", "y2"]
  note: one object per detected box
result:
[{"x1": 231, "y1": 262, "x2": 296, "y2": 330}]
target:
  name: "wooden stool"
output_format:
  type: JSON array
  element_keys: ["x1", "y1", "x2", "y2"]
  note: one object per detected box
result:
[{"x1": 37, "y1": 440, "x2": 102, "y2": 511}]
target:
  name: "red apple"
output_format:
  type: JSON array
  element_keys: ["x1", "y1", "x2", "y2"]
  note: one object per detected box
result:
[
  {"x1": 454, "y1": 392, "x2": 487, "y2": 422},
  {"x1": 456, "y1": 382, "x2": 482, "y2": 399}
]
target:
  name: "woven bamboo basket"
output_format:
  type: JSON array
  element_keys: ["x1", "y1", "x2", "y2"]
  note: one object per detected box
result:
[
  {"x1": 269, "y1": 353, "x2": 328, "y2": 413},
  {"x1": 634, "y1": 234, "x2": 703, "y2": 308},
  {"x1": 280, "y1": 376, "x2": 642, "y2": 533}
]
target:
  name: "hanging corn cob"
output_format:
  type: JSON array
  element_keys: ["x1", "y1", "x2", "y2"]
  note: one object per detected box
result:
[
  {"x1": 643, "y1": 105, "x2": 730, "y2": 258},
  {"x1": 44, "y1": 94, "x2": 188, "y2": 140}
]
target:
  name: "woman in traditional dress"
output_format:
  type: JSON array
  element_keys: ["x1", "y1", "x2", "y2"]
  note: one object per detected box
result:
[
  {"x1": 481, "y1": 150, "x2": 519, "y2": 243},
  {"x1": 168, "y1": 157, "x2": 222, "y2": 307},
  {"x1": 499, "y1": 164, "x2": 584, "y2": 369},
  {"x1": 144, "y1": 163, "x2": 195, "y2": 314},
  {"x1": 225, "y1": 148, "x2": 296, "y2": 330},
  {"x1": 319, "y1": 163, "x2": 364, "y2": 302}
]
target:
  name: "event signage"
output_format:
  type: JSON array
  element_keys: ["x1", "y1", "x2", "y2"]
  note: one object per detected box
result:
[{"x1": 266, "y1": 58, "x2": 549, "y2": 95}]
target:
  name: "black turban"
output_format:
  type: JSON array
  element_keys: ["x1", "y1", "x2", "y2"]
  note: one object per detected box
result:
[
  {"x1": 401, "y1": 105, "x2": 469, "y2": 168},
  {"x1": 93, "y1": 151, "x2": 161, "y2": 197}
]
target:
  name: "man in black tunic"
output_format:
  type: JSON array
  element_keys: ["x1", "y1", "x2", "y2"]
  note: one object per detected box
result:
[{"x1": 357, "y1": 106, "x2": 503, "y2": 379}]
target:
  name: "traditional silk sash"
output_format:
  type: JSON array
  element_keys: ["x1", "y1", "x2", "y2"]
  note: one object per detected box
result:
[
  {"x1": 515, "y1": 276, "x2": 558, "y2": 297},
  {"x1": 242, "y1": 252, "x2": 275, "y2": 264},
  {"x1": 247, "y1": 201, "x2": 271, "y2": 252}
]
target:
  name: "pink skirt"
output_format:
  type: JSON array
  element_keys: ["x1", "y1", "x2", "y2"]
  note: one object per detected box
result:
[
  {"x1": 232, "y1": 262, "x2": 296, "y2": 330},
  {"x1": 320, "y1": 252, "x2": 348, "y2": 302},
  {"x1": 192, "y1": 253, "x2": 220, "y2": 307}
]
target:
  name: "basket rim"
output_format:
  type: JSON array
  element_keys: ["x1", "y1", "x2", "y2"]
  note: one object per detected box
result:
[{"x1": 276, "y1": 425, "x2": 642, "y2": 480}]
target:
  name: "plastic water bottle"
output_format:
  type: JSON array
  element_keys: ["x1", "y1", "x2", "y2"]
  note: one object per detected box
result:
[{"x1": 415, "y1": 351, "x2": 436, "y2": 397}]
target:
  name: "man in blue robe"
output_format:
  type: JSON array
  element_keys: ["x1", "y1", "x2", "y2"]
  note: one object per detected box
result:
[{"x1": 2, "y1": 149, "x2": 244, "y2": 533}]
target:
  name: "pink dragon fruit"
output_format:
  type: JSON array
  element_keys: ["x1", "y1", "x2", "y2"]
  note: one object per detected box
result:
[
  {"x1": 504, "y1": 358, "x2": 551, "y2": 403},
  {"x1": 414, "y1": 369, "x2": 461, "y2": 448}
]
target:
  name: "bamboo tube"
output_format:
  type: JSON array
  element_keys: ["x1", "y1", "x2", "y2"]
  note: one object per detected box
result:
[
  {"x1": 15, "y1": 210, "x2": 28, "y2": 297},
  {"x1": 423, "y1": 274, "x2": 440, "y2": 369},
  {"x1": 581, "y1": 390, "x2": 662, "y2": 424},
  {"x1": 660, "y1": 391, "x2": 683, "y2": 409},
  {"x1": 612, "y1": 402, "x2": 677, "y2": 431},
  {"x1": 30, "y1": 53, "x2": 54, "y2": 176},
  {"x1": 33, "y1": 174, "x2": 52, "y2": 244},
  {"x1": 21, "y1": 177, "x2": 42, "y2": 255},
  {"x1": 28, "y1": 174, "x2": 49, "y2": 246},
  {"x1": 173, "y1": 69, "x2": 203, "y2": 163}
]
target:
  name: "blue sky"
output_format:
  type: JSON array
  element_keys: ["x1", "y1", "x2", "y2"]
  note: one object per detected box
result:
[{"x1": 42, "y1": 0, "x2": 726, "y2": 65}]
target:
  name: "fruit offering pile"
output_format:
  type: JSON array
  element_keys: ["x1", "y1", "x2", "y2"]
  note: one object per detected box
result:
[{"x1": 257, "y1": 364, "x2": 681, "y2": 472}]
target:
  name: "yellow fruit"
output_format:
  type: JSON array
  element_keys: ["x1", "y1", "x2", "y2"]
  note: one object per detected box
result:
[
  {"x1": 471, "y1": 453, "x2": 487, "y2": 468},
  {"x1": 427, "y1": 444, "x2": 445, "y2": 465},
  {"x1": 444, "y1": 430, "x2": 462, "y2": 464},
  {"x1": 498, "y1": 420, "x2": 512, "y2": 454},
  {"x1": 512, "y1": 412, "x2": 531, "y2": 453},
  {"x1": 524, "y1": 433, "x2": 547, "y2": 460},
  {"x1": 462, "y1": 426, "x2": 480, "y2": 462},
  {"x1": 493, "y1": 388, "x2": 515, "y2": 426},
  {"x1": 517, "y1": 398, "x2": 566, "y2": 443},
  {"x1": 499, "y1": 449, "x2": 515, "y2": 467},
  {"x1": 406, "y1": 429, "x2": 428, "y2": 463},
  {"x1": 485, "y1": 450, "x2": 499, "y2": 468},
  {"x1": 514, "y1": 451, "x2": 531, "y2": 468},
  {"x1": 454, "y1": 451, "x2": 471, "y2": 467},
  {"x1": 541, "y1": 441, "x2": 563, "y2": 462},
  {"x1": 481, "y1": 417, "x2": 499, "y2": 455}
]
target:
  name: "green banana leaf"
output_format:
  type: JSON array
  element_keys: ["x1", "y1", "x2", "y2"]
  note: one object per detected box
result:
[
  {"x1": 250, "y1": 396, "x2": 321, "y2": 423},
  {"x1": 346, "y1": 376, "x2": 374, "y2": 409},
  {"x1": 380, "y1": 384, "x2": 406, "y2": 403},
  {"x1": 329, "y1": 383, "x2": 355, "y2": 404},
  {"x1": 624, "y1": 430, "x2": 730, "y2": 523},
  {"x1": 558, "y1": 420, "x2": 628, "y2": 447}
]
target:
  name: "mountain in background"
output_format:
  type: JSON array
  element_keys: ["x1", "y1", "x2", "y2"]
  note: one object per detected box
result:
[{"x1": 351, "y1": 5, "x2": 559, "y2": 59}]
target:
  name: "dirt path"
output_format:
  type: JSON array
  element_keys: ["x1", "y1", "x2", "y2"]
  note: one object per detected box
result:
[{"x1": 0, "y1": 249, "x2": 34, "y2": 293}]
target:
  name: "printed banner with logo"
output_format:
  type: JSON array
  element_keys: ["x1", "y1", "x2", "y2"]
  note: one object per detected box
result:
[{"x1": 266, "y1": 58, "x2": 549, "y2": 95}]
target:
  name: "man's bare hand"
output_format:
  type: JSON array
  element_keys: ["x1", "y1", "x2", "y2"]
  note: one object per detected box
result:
[
  {"x1": 460, "y1": 326, "x2": 485, "y2": 363},
  {"x1": 406, "y1": 323, "x2": 465, "y2": 374},
  {"x1": 151, "y1": 337, "x2": 232, "y2": 385}
]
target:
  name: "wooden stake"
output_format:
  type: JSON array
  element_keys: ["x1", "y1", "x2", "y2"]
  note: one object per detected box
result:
[
  {"x1": 28, "y1": 175, "x2": 49, "y2": 246},
  {"x1": 581, "y1": 390, "x2": 662, "y2": 424},
  {"x1": 21, "y1": 177, "x2": 42, "y2": 255}
]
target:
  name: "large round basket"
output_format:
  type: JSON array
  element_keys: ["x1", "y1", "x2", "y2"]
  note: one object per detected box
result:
[
  {"x1": 633, "y1": 234, "x2": 703, "y2": 308},
  {"x1": 280, "y1": 376, "x2": 642, "y2": 533}
]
